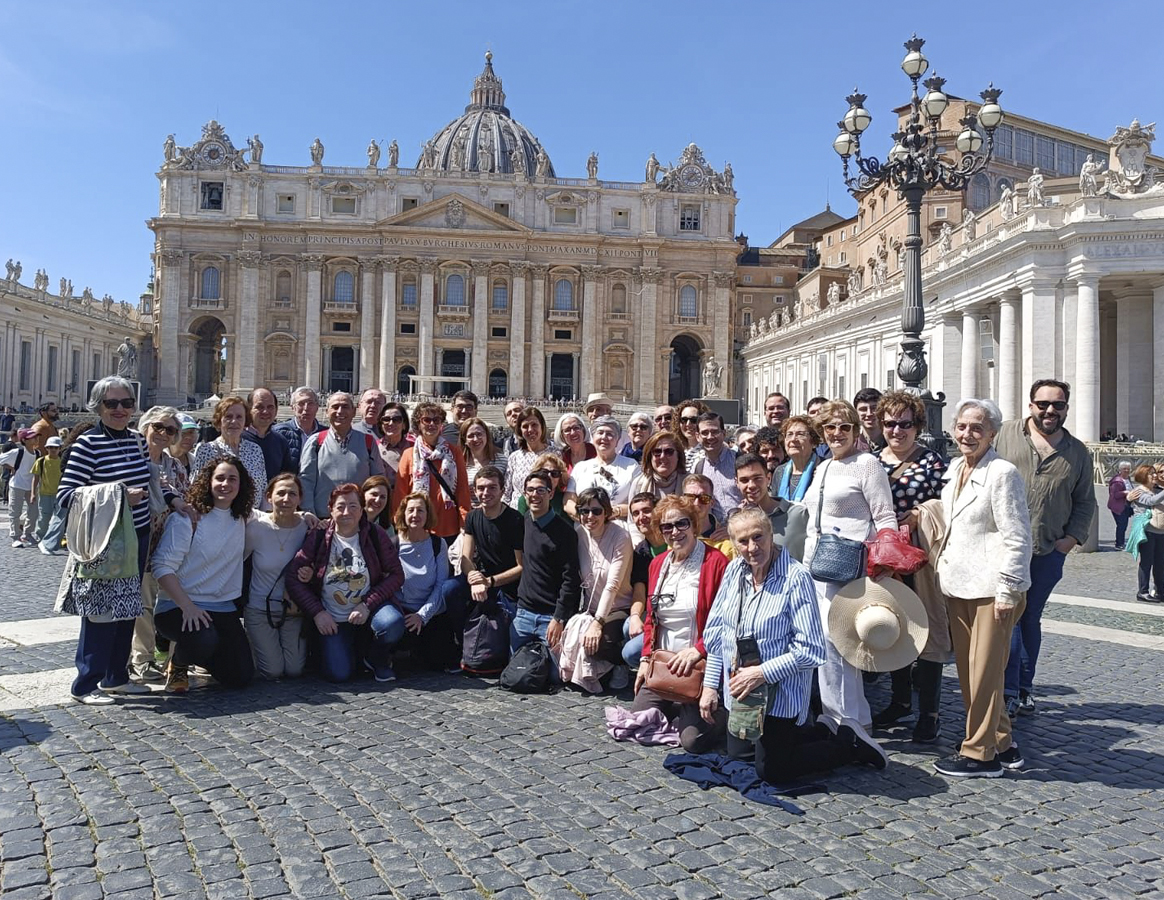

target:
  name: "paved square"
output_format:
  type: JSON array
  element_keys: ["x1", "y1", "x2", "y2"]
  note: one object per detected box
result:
[{"x1": 2, "y1": 534, "x2": 1162, "y2": 899}]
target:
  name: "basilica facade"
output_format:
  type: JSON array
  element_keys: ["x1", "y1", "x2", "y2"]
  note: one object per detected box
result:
[{"x1": 149, "y1": 53, "x2": 740, "y2": 408}]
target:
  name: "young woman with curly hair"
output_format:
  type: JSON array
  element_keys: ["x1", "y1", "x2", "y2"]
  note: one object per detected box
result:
[{"x1": 152, "y1": 457, "x2": 257, "y2": 693}]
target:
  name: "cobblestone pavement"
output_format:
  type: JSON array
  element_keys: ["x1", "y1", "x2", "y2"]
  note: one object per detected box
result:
[{"x1": 2, "y1": 512, "x2": 1164, "y2": 899}]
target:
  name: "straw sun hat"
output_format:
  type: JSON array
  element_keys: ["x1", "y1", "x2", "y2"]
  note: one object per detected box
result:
[{"x1": 829, "y1": 577, "x2": 929, "y2": 673}]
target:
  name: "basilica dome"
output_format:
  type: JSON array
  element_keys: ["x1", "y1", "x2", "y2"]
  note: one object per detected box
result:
[{"x1": 418, "y1": 52, "x2": 555, "y2": 177}]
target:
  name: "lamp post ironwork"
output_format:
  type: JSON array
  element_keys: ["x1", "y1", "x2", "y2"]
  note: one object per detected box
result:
[{"x1": 834, "y1": 34, "x2": 1003, "y2": 452}]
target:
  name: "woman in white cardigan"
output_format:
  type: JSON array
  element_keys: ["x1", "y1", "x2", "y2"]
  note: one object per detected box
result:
[{"x1": 935, "y1": 398, "x2": 1032, "y2": 779}]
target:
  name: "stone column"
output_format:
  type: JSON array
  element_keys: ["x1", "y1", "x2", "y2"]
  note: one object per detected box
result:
[
  {"x1": 544, "y1": 351, "x2": 552, "y2": 398},
  {"x1": 1155, "y1": 282, "x2": 1164, "y2": 441},
  {"x1": 509, "y1": 262, "x2": 528, "y2": 397},
  {"x1": 713, "y1": 271, "x2": 733, "y2": 395},
  {"x1": 638, "y1": 268, "x2": 661, "y2": 404},
  {"x1": 1074, "y1": 273, "x2": 1101, "y2": 442},
  {"x1": 237, "y1": 251, "x2": 262, "y2": 392},
  {"x1": 359, "y1": 260, "x2": 379, "y2": 392},
  {"x1": 1021, "y1": 280, "x2": 1057, "y2": 391},
  {"x1": 960, "y1": 308, "x2": 979, "y2": 401},
  {"x1": 304, "y1": 255, "x2": 323, "y2": 391},
  {"x1": 418, "y1": 259, "x2": 437, "y2": 379},
  {"x1": 156, "y1": 249, "x2": 183, "y2": 405},
  {"x1": 579, "y1": 265, "x2": 601, "y2": 398},
  {"x1": 1114, "y1": 289, "x2": 1154, "y2": 439},
  {"x1": 571, "y1": 352, "x2": 580, "y2": 400},
  {"x1": 529, "y1": 266, "x2": 548, "y2": 397},
  {"x1": 471, "y1": 261, "x2": 490, "y2": 395},
  {"x1": 378, "y1": 258, "x2": 398, "y2": 391},
  {"x1": 997, "y1": 293, "x2": 1020, "y2": 421},
  {"x1": 1061, "y1": 284, "x2": 1078, "y2": 432}
]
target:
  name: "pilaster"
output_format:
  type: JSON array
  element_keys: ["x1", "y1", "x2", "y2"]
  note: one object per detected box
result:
[
  {"x1": 236, "y1": 251, "x2": 262, "y2": 392},
  {"x1": 304, "y1": 255, "x2": 324, "y2": 390},
  {"x1": 638, "y1": 268, "x2": 661, "y2": 403},
  {"x1": 713, "y1": 271, "x2": 733, "y2": 396},
  {"x1": 580, "y1": 265, "x2": 601, "y2": 397},
  {"x1": 359, "y1": 260, "x2": 379, "y2": 392},
  {"x1": 378, "y1": 258, "x2": 398, "y2": 391},
  {"x1": 471, "y1": 260, "x2": 490, "y2": 395},
  {"x1": 157, "y1": 249, "x2": 183, "y2": 405},
  {"x1": 418, "y1": 259, "x2": 437, "y2": 378},
  {"x1": 530, "y1": 265, "x2": 548, "y2": 398}
]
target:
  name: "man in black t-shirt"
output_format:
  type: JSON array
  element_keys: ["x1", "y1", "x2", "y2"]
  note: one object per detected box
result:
[{"x1": 445, "y1": 466, "x2": 525, "y2": 658}]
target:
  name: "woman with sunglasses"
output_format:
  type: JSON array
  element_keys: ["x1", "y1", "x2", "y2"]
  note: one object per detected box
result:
[
  {"x1": 628, "y1": 431, "x2": 687, "y2": 543},
  {"x1": 774, "y1": 415, "x2": 821, "y2": 503},
  {"x1": 56, "y1": 377, "x2": 191, "y2": 705},
  {"x1": 191, "y1": 396, "x2": 268, "y2": 511},
  {"x1": 553, "y1": 412, "x2": 596, "y2": 473},
  {"x1": 803, "y1": 400, "x2": 896, "y2": 746},
  {"x1": 503, "y1": 407, "x2": 555, "y2": 508},
  {"x1": 632, "y1": 495, "x2": 730, "y2": 751},
  {"x1": 516, "y1": 452, "x2": 569, "y2": 519},
  {"x1": 1127, "y1": 464, "x2": 1164, "y2": 603},
  {"x1": 621, "y1": 412, "x2": 654, "y2": 463},
  {"x1": 870, "y1": 391, "x2": 949, "y2": 744},
  {"x1": 674, "y1": 399, "x2": 710, "y2": 470},
  {"x1": 391, "y1": 402, "x2": 471, "y2": 546},
  {"x1": 374, "y1": 402, "x2": 413, "y2": 492},
  {"x1": 460, "y1": 416, "x2": 507, "y2": 508},
  {"x1": 558, "y1": 487, "x2": 633, "y2": 692},
  {"x1": 129, "y1": 405, "x2": 182, "y2": 683}
]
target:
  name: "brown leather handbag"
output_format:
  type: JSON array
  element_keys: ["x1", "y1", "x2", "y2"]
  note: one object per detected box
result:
[{"x1": 644, "y1": 649, "x2": 706, "y2": 704}]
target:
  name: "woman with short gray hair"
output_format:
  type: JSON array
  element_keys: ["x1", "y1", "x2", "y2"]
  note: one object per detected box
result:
[{"x1": 1109, "y1": 459, "x2": 1135, "y2": 551}]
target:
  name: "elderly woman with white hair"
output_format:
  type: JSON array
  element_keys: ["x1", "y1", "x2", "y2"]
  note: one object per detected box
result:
[
  {"x1": 934, "y1": 398, "x2": 1032, "y2": 779},
  {"x1": 565, "y1": 415, "x2": 640, "y2": 521},
  {"x1": 621, "y1": 412, "x2": 654, "y2": 463},
  {"x1": 1108, "y1": 460, "x2": 1134, "y2": 551},
  {"x1": 553, "y1": 412, "x2": 596, "y2": 473}
]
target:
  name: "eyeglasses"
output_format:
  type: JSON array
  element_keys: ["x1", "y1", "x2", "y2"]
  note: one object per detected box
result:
[
  {"x1": 649, "y1": 592, "x2": 676, "y2": 609},
  {"x1": 101, "y1": 398, "x2": 135, "y2": 410},
  {"x1": 784, "y1": 431, "x2": 811, "y2": 440},
  {"x1": 628, "y1": 422, "x2": 650, "y2": 430},
  {"x1": 679, "y1": 416, "x2": 700, "y2": 425},
  {"x1": 882, "y1": 420, "x2": 915, "y2": 431},
  {"x1": 577, "y1": 506, "x2": 604, "y2": 518},
  {"x1": 659, "y1": 518, "x2": 693, "y2": 534},
  {"x1": 149, "y1": 423, "x2": 178, "y2": 436},
  {"x1": 524, "y1": 485, "x2": 551, "y2": 496},
  {"x1": 420, "y1": 416, "x2": 443, "y2": 426},
  {"x1": 683, "y1": 492, "x2": 713, "y2": 506},
  {"x1": 380, "y1": 414, "x2": 404, "y2": 424},
  {"x1": 1033, "y1": 400, "x2": 1067, "y2": 411},
  {"x1": 823, "y1": 423, "x2": 854, "y2": 434},
  {"x1": 562, "y1": 425, "x2": 583, "y2": 434},
  {"x1": 651, "y1": 447, "x2": 677, "y2": 458}
]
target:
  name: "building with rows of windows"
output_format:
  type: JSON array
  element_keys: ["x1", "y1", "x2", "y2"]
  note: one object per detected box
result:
[{"x1": 148, "y1": 53, "x2": 740, "y2": 408}]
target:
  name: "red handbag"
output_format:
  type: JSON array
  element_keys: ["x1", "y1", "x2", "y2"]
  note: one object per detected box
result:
[{"x1": 865, "y1": 527, "x2": 928, "y2": 579}]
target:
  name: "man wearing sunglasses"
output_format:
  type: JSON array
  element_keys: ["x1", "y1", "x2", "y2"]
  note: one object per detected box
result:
[{"x1": 994, "y1": 378, "x2": 1095, "y2": 719}]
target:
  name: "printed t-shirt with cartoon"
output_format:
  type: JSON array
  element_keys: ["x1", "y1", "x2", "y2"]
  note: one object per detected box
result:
[{"x1": 323, "y1": 532, "x2": 370, "y2": 622}]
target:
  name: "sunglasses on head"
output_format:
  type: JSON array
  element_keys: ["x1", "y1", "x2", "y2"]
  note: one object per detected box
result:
[
  {"x1": 101, "y1": 398, "x2": 135, "y2": 410},
  {"x1": 1033, "y1": 400, "x2": 1067, "y2": 411}
]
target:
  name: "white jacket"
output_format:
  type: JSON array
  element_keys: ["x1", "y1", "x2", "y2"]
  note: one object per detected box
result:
[{"x1": 937, "y1": 448, "x2": 1032, "y2": 602}]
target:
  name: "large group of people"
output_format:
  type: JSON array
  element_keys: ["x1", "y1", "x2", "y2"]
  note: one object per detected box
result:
[{"x1": 7, "y1": 372, "x2": 1110, "y2": 787}]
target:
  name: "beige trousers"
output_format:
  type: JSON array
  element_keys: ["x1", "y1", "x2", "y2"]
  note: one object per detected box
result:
[
  {"x1": 947, "y1": 594, "x2": 1026, "y2": 761},
  {"x1": 131, "y1": 573, "x2": 158, "y2": 670}
]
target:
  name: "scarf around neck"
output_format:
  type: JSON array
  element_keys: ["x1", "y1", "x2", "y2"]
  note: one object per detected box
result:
[{"x1": 413, "y1": 437, "x2": 457, "y2": 510}]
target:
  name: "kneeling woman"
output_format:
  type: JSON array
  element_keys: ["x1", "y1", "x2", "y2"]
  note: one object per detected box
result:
[
  {"x1": 285, "y1": 483, "x2": 404, "y2": 683},
  {"x1": 633, "y1": 495, "x2": 729, "y2": 752},
  {"x1": 699, "y1": 508, "x2": 885, "y2": 783},
  {"x1": 367, "y1": 492, "x2": 457, "y2": 681},
  {"x1": 153, "y1": 458, "x2": 256, "y2": 692}
]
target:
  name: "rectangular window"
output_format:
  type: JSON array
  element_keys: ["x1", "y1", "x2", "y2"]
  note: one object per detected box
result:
[
  {"x1": 1036, "y1": 136, "x2": 1055, "y2": 172},
  {"x1": 200, "y1": 182, "x2": 224, "y2": 210},
  {"x1": 1056, "y1": 140, "x2": 1077, "y2": 175},
  {"x1": 742, "y1": 310, "x2": 752, "y2": 326},
  {"x1": 401, "y1": 198, "x2": 418, "y2": 211},
  {"x1": 934, "y1": 206, "x2": 948, "y2": 219},
  {"x1": 826, "y1": 235, "x2": 833, "y2": 247},
  {"x1": 742, "y1": 294, "x2": 752, "y2": 304},
  {"x1": 1015, "y1": 129, "x2": 1035, "y2": 166},
  {"x1": 979, "y1": 317, "x2": 995, "y2": 361},
  {"x1": 19, "y1": 341, "x2": 31, "y2": 391},
  {"x1": 491, "y1": 326, "x2": 508, "y2": 338},
  {"x1": 331, "y1": 322, "x2": 351, "y2": 333},
  {"x1": 679, "y1": 204, "x2": 700, "y2": 231},
  {"x1": 493, "y1": 202, "x2": 510, "y2": 218},
  {"x1": 331, "y1": 197, "x2": 356, "y2": 214},
  {"x1": 400, "y1": 323, "x2": 416, "y2": 335},
  {"x1": 46, "y1": 346, "x2": 58, "y2": 392},
  {"x1": 554, "y1": 207, "x2": 578, "y2": 225},
  {"x1": 839, "y1": 251, "x2": 847, "y2": 263},
  {"x1": 743, "y1": 275, "x2": 753, "y2": 284},
  {"x1": 840, "y1": 229, "x2": 846, "y2": 241},
  {"x1": 401, "y1": 283, "x2": 417, "y2": 308},
  {"x1": 277, "y1": 194, "x2": 295, "y2": 213},
  {"x1": 773, "y1": 275, "x2": 784, "y2": 285},
  {"x1": 612, "y1": 208, "x2": 629, "y2": 228},
  {"x1": 995, "y1": 125, "x2": 1013, "y2": 160},
  {"x1": 553, "y1": 329, "x2": 572, "y2": 340}
]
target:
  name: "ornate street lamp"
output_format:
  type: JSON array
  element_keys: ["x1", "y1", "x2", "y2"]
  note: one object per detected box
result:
[{"x1": 834, "y1": 34, "x2": 1003, "y2": 451}]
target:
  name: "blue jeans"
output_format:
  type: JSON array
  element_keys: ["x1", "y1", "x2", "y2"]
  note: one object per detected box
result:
[
  {"x1": 1005, "y1": 549, "x2": 1065, "y2": 698},
  {"x1": 371, "y1": 581, "x2": 461, "y2": 667},
  {"x1": 1112, "y1": 507, "x2": 1132, "y2": 548},
  {"x1": 35, "y1": 495, "x2": 56, "y2": 541},
  {"x1": 38, "y1": 504, "x2": 67, "y2": 551},
  {"x1": 318, "y1": 622, "x2": 361, "y2": 683},
  {"x1": 621, "y1": 617, "x2": 644, "y2": 669}
]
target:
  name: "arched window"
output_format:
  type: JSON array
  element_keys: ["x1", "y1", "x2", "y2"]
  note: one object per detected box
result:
[
  {"x1": 970, "y1": 173, "x2": 991, "y2": 211},
  {"x1": 553, "y1": 278, "x2": 574, "y2": 310},
  {"x1": 679, "y1": 285, "x2": 697, "y2": 318},
  {"x1": 611, "y1": 283, "x2": 627, "y2": 314},
  {"x1": 275, "y1": 270, "x2": 291, "y2": 304},
  {"x1": 201, "y1": 266, "x2": 220, "y2": 300},
  {"x1": 397, "y1": 365, "x2": 416, "y2": 396},
  {"x1": 334, "y1": 271, "x2": 354, "y2": 303},
  {"x1": 488, "y1": 368, "x2": 507, "y2": 398},
  {"x1": 445, "y1": 274, "x2": 465, "y2": 306},
  {"x1": 492, "y1": 280, "x2": 508, "y2": 312}
]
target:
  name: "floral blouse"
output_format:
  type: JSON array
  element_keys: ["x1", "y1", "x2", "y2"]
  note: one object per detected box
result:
[{"x1": 879, "y1": 447, "x2": 948, "y2": 514}]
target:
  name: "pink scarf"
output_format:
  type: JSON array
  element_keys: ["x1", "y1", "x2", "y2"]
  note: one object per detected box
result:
[{"x1": 413, "y1": 437, "x2": 457, "y2": 510}]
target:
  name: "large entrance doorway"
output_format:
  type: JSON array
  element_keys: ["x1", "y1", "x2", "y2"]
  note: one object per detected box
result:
[
  {"x1": 549, "y1": 353, "x2": 574, "y2": 400},
  {"x1": 191, "y1": 317, "x2": 226, "y2": 398},
  {"x1": 489, "y1": 368, "x2": 508, "y2": 398},
  {"x1": 328, "y1": 347, "x2": 354, "y2": 392},
  {"x1": 668, "y1": 335, "x2": 702, "y2": 405},
  {"x1": 440, "y1": 349, "x2": 466, "y2": 396}
]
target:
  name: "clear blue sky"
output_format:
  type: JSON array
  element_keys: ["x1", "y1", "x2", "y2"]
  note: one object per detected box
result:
[{"x1": 0, "y1": 1, "x2": 1151, "y2": 305}]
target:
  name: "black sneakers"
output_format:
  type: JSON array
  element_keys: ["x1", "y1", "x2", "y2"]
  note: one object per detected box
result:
[
  {"x1": 911, "y1": 715, "x2": 941, "y2": 744},
  {"x1": 837, "y1": 723, "x2": 888, "y2": 770},
  {"x1": 872, "y1": 701, "x2": 913, "y2": 727},
  {"x1": 934, "y1": 754, "x2": 1003, "y2": 778},
  {"x1": 997, "y1": 745, "x2": 1025, "y2": 770}
]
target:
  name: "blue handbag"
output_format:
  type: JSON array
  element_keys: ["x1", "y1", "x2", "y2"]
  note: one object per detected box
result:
[{"x1": 808, "y1": 461, "x2": 868, "y2": 584}]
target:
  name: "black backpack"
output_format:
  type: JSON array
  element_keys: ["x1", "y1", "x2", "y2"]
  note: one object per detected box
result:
[
  {"x1": 461, "y1": 594, "x2": 512, "y2": 676},
  {"x1": 500, "y1": 639, "x2": 552, "y2": 693}
]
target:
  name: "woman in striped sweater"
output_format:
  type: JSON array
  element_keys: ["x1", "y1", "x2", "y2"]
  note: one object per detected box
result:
[{"x1": 57, "y1": 376, "x2": 193, "y2": 705}]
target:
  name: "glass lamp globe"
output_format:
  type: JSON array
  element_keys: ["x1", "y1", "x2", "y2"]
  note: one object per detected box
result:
[
  {"x1": 888, "y1": 141, "x2": 908, "y2": 163},
  {"x1": 978, "y1": 100, "x2": 1003, "y2": 129},
  {"x1": 956, "y1": 127, "x2": 984, "y2": 154},
  {"x1": 844, "y1": 104, "x2": 872, "y2": 135},
  {"x1": 902, "y1": 48, "x2": 928, "y2": 78},
  {"x1": 834, "y1": 131, "x2": 857, "y2": 156}
]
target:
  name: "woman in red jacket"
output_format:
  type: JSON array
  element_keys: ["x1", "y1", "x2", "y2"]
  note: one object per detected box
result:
[
  {"x1": 285, "y1": 483, "x2": 404, "y2": 683},
  {"x1": 632, "y1": 494, "x2": 729, "y2": 751}
]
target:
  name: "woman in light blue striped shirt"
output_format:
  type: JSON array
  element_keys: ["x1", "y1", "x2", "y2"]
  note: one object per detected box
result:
[{"x1": 699, "y1": 508, "x2": 887, "y2": 782}]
